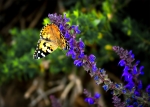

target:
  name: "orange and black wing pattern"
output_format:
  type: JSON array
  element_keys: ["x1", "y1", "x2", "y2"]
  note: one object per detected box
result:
[{"x1": 33, "y1": 23, "x2": 69, "y2": 59}]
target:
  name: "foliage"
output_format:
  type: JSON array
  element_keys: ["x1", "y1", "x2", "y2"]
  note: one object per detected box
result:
[
  {"x1": 0, "y1": 29, "x2": 40, "y2": 85},
  {"x1": 0, "y1": 0, "x2": 150, "y2": 99}
]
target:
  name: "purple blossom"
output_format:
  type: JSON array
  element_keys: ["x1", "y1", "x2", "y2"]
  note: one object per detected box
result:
[
  {"x1": 115, "y1": 83, "x2": 121, "y2": 89},
  {"x1": 78, "y1": 38, "x2": 85, "y2": 49},
  {"x1": 125, "y1": 80, "x2": 135, "y2": 90},
  {"x1": 78, "y1": 52, "x2": 84, "y2": 58},
  {"x1": 146, "y1": 85, "x2": 150, "y2": 96},
  {"x1": 94, "y1": 93, "x2": 101, "y2": 99},
  {"x1": 94, "y1": 75, "x2": 99, "y2": 81},
  {"x1": 113, "y1": 46, "x2": 145, "y2": 91},
  {"x1": 137, "y1": 80, "x2": 142, "y2": 90},
  {"x1": 66, "y1": 50, "x2": 76, "y2": 59},
  {"x1": 84, "y1": 98, "x2": 94, "y2": 105},
  {"x1": 63, "y1": 14, "x2": 70, "y2": 22},
  {"x1": 100, "y1": 68, "x2": 105, "y2": 74},
  {"x1": 88, "y1": 54, "x2": 96, "y2": 62},
  {"x1": 119, "y1": 59, "x2": 126, "y2": 66},
  {"x1": 139, "y1": 66, "x2": 144, "y2": 75},
  {"x1": 64, "y1": 31, "x2": 70, "y2": 39},
  {"x1": 83, "y1": 89, "x2": 101, "y2": 106},
  {"x1": 59, "y1": 24, "x2": 64, "y2": 31},
  {"x1": 136, "y1": 60, "x2": 140, "y2": 65},
  {"x1": 103, "y1": 84, "x2": 109, "y2": 91},
  {"x1": 132, "y1": 66, "x2": 137, "y2": 74},
  {"x1": 134, "y1": 90, "x2": 141, "y2": 96},
  {"x1": 71, "y1": 25, "x2": 81, "y2": 34},
  {"x1": 128, "y1": 50, "x2": 135, "y2": 58},
  {"x1": 74, "y1": 60, "x2": 83, "y2": 67},
  {"x1": 92, "y1": 64, "x2": 97, "y2": 72},
  {"x1": 122, "y1": 89, "x2": 126, "y2": 94},
  {"x1": 69, "y1": 38, "x2": 75, "y2": 49}
]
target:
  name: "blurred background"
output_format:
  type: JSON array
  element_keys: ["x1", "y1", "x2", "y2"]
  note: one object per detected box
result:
[{"x1": 0, "y1": 0, "x2": 150, "y2": 107}]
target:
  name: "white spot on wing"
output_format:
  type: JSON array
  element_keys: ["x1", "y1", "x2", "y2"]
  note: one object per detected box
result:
[
  {"x1": 41, "y1": 53, "x2": 45, "y2": 57},
  {"x1": 47, "y1": 49, "x2": 51, "y2": 53}
]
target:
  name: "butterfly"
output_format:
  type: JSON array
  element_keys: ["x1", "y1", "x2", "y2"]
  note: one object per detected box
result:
[{"x1": 33, "y1": 23, "x2": 69, "y2": 59}]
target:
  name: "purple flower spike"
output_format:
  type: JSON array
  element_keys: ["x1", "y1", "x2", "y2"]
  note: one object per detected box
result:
[{"x1": 47, "y1": 14, "x2": 149, "y2": 106}]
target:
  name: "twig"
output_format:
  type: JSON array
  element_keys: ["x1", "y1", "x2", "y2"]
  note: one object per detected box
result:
[
  {"x1": 24, "y1": 77, "x2": 39, "y2": 99},
  {"x1": 29, "y1": 78, "x2": 66, "y2": 107},
  {"x1": 3, "y1": 0, "x2": 14, "y2": 10},
  {"x1": 57, "y1": 0, "x2": 65, "y2": 13},
  {"x1": 70, "y1": 74, "x2": 83, "y2": 105},
  {"x1": 1, "y1": 4, "x2": 28, "y2": 36},
  {"x1": 60, "y1": 79, "x2": 75, "y2": 100},
  {"x1": 0, "y1": 0, "x2": 3, "y2": 11},
  {"x1": 48, "y1": 80, "x2": 62, "y2": 87},
  {"x1": 28, "y1": 1, "x2": 46, "y2": 28},
  {"x1": 20, "y1": 17, "x2": 26, "y2": 29}
]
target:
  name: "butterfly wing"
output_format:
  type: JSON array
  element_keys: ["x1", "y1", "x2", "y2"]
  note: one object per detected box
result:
[
  {"x1": 33, "y1": 23, "x2": 69, "y2": 59},
  {"x1": 40, "y1": 23, "x2": 69, "y2": 49},
  {"x1": 33, "y1": 39, "x2": 58, "y2": 59},
  {"x1": 40, "y1": 23, "x2": 59, "y2": 41}
]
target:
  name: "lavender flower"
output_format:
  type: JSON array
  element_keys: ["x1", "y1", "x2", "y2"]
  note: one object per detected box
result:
[
  {"x1": 88, "y1": 54, "x2": 96, "y2": 62},
  {"x1": 83, "y1": 89, "x2": 101, "y2": 106},
  {"x1": 48, "y1": 14, "x2": 150, "y2": 107},
  {"x1": 84, "y1": 97, "x2": 94, "y2": 105},
  {"x1": 113, "y1": 46, "x2": 144, "y2": 91}
]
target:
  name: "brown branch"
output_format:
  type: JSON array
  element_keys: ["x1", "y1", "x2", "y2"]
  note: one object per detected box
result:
[
  {"x1": 28, "y1": 1, "x2": 47, "y2": 28},
  {"x1": 57, "y1": 0, "x2": 65, "y2": 13},
  {"x1": 24, "y1": 77, "x2": 39, "y2": 99},
  {"x1": 70, "y1": 74, "x2": 83, "y2": 106},
  {"x1": 3, "y1": 0, "x2": 14, "y2": 10},
  {"x1": 29, "y1": 78, "x2": 66, "y2": 107},
  {"x1": 1, "y1": 4, "x2": 28, "y2": 35}
]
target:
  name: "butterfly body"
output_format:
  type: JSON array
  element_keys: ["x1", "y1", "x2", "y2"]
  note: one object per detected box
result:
[{"x1": 33, "y1": 23, "x2": 69, "y2": 59}]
